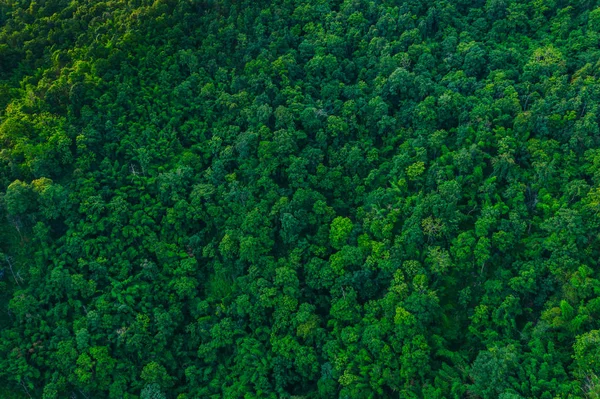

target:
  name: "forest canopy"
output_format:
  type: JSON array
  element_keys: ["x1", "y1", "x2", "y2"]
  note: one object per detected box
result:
[{"x1": 2, "y1": 0, "x2": 600, "y2": 398}]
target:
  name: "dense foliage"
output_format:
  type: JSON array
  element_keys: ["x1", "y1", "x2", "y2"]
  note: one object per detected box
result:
[{"x1": 2, "y1": 0, "x2": 600, "y2": 397}]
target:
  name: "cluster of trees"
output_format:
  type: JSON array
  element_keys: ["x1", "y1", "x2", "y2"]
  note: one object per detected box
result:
[{"x1": 2, "y1": 0, "x2": 600, "y2": 397}]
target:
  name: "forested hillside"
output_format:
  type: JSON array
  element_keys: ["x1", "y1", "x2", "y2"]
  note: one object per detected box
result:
[{"x1": 2, "y1": 0, "x2": 600, "y2": 398}]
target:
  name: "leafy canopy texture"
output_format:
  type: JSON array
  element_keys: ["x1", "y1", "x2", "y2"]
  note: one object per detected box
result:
[{"x1": 2, "y1": 0, "x2": 600, "y2": 398}]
